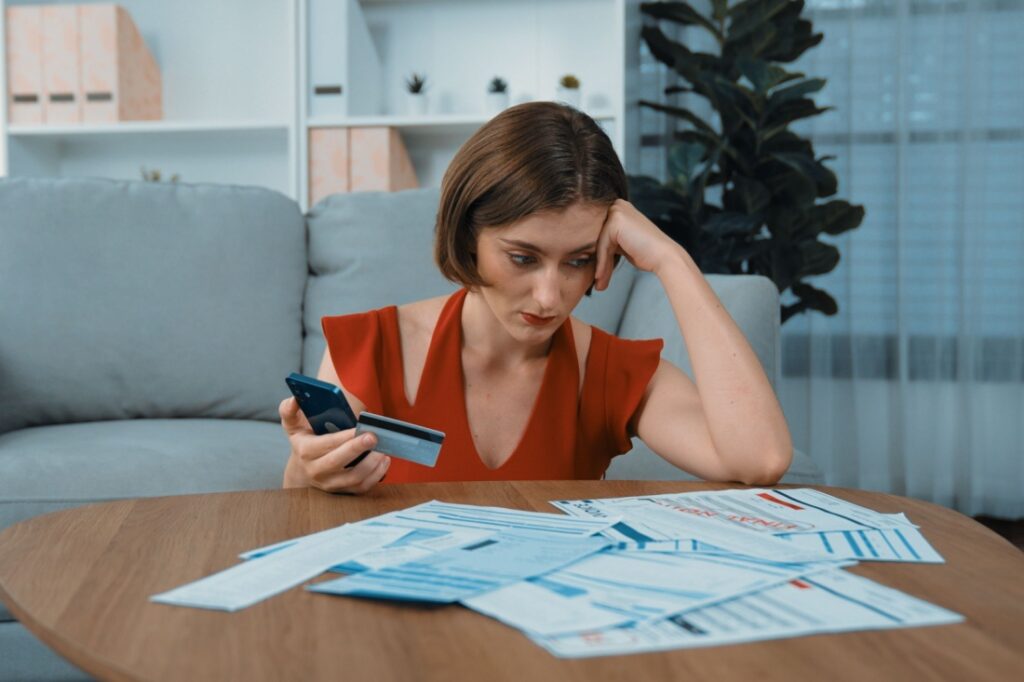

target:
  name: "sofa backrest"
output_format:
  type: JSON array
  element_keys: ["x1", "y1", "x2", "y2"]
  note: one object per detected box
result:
[
  {"x1": 0, "y1": 177, "x2": 306, "y2": 434},
  {"x1": 617, "y1": 271, "x2": 781, "y2": 388},
  {"x1": 301, "y1": 188, "x2": 637, "y2": 376}
]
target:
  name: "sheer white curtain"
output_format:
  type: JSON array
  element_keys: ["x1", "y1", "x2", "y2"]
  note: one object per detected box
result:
[
  {"x1": 780, "y1": 0, "x2": 1024, "y2": 517},
  {"x1": 635, "y1": 0, "x2": 1023, "y2": 517}
]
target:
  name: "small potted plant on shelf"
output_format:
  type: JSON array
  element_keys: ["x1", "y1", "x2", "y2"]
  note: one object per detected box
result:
[
  {"x1": 140, "y1": 167, "x2": 180, "y2": 183},
  {"x1": 405, "y1": 72, "x2": 429, "y2": 116},
  {"x1": 486, "y1": 76, "x2": 509, "y2": 114},
  {"x1": 557, "y1": 74, "x2": 580, "y2": 109}
]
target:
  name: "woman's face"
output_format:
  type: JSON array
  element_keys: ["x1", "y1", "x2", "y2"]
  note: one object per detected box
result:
[{"x1": 474, "y1": 201, "x2": 608, "y2": 344}]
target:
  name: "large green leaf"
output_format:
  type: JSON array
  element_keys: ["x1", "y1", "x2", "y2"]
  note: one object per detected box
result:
[
  {"x1": 668, "y1": 142, "x2": 708, "y2": 185},
  {"x1": 640, "y1": 2, "x2": 724, "y2": 42},
  {"x1": 764, "y1": 97, "x2": 832, "y2": 128},
  {"x1": 639, "y1": 100, "x2": 719, "y2": 137},
  {"x1": 766, "y1": 78, "x2": 826, "y2": 111},
  {"x1": 736, "y1": 56, "x2": 794, "y2": 93},
  {"x1": 711, "y1": 0, "x2": 729, "y2": 23},
  {"x1": 703, "y1": 211, "x2": 762, "y2": 237},
  {"x1": 809, "y1": 200, "x2": 865, "y2": 235},
  {"x1": 641, "y1": 25, "x2": 719, "y2": 86},
  {"x1": 727, "y1": 175, "x2": 773, "y2": 214},
  {"x1": 797, "y1": 240, "x2": 841, "y2": 278},
  {"x1": 728, "y1": 0, "x2": 791, "y2": 42},
  {"x1": 771, "y1": 152, "x2": 838, "y2": 197},
  {"x1": 789, "y1": 282, "x2": 839, "y2": 317}
]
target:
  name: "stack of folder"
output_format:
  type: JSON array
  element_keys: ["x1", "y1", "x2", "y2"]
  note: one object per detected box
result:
[
  {"x1": 6, "y1": 3, "x2": 162, "y2": 125},
  {"x1": 308, "y1": 126, "x2": 419, "y2": 205}
]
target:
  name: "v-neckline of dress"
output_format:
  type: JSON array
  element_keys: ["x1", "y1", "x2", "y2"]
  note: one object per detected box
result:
[{"x1": 394, "y1": 288, "x2": 576, "y2": 472}]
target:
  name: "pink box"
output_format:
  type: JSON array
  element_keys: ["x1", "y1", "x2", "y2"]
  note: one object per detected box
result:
[
  {"x1": 6, "y1": 6, "x2": 44, "y2": 125},
  {"x1": 41, "y1": 4, "x2": 81, "y2": 124},
  {"x1": 308, "y1": 127, "x2": 419, "y2": 206},
  {"x1": 349, "y1": 127, "x2": 418, "y2": 193},
  {"x1": 79, "y1": 4, "x2": 161, "y2": 123},
  {"x1": 308, "y1": 127, "x2": 350, "y2": 208}
]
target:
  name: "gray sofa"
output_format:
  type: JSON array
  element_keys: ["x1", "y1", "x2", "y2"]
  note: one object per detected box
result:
[{"x1": 0, "y1": 177, "x2": 821, "y2": 680}]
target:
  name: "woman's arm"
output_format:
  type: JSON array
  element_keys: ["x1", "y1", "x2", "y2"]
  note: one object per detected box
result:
[{"x1": 594, "y1": 200, "x2": 792, "y2": 484}]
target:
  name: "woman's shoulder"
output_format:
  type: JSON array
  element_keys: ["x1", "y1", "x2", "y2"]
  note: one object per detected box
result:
[{"x1": 396, "y1": 295, "x2": 450, "y2": 337}]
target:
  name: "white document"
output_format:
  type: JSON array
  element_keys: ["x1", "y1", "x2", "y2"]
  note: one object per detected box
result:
[
  {"x1": 531, "y1": 569, "x2": 963, "y2": 658},
  {"x1": 151, "y1": 525, "x2": 409, "y2": 612},
  {"x1": 776, "y1": 526, "x2": 944, "y2": 563},
  {"x1": 558, "y1": 499, "x2": 835, "y2": 564},
  {"x1": 553, "y1": 488, "x2": 914, "y2": 536},
  {"x1": 463, "y1": 550, "x2": 848, "y2": 637},
  {"x1": 309, "y1": 533, "x2": 611, "y2": 603},
  {"x1": 376, "y1": 500, "x2": 618, "y2": 537},
  {"x1": 240, "y1": 499, "x2": 613, "y2": 562}
]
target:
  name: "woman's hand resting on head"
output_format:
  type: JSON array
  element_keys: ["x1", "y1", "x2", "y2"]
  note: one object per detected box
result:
[
  {"x1": 279, "y1": 397, "x2": 390, "y2": 494},
  {"x1": 593, "y1": 198, "x2": 686, "y2": 291}
]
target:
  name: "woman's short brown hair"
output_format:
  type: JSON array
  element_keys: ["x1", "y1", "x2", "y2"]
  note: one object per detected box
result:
[{"x1": 435, "y1": 101, "x2": 628, "y2": 288}]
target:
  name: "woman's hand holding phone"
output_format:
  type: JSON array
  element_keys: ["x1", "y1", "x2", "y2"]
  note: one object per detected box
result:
[{"x1": 279, "y1": 396, "x2": 391, "y2": 494}]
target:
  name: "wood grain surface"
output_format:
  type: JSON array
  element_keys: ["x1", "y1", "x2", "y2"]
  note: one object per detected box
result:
[{"x1": 1, "y1": 481, "x2": 1022, "y2": 681}]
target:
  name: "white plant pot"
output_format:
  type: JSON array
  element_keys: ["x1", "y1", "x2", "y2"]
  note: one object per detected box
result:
[
  {"x1": 486, "y1": 91, "x2": 509, "y2": 114},
  {"x1": 556, "y1": 86, "x2": 581, "y2": 109},
  {"x1": 406, "y1": 93, "x2": 429, "y2": 116}
]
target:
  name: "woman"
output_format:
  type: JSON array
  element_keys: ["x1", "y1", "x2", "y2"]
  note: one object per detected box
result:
[{"x1": 281, "y1": 102, "x2": 792, "y2": 493}]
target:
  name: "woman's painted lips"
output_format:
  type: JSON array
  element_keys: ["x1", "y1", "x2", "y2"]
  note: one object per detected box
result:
[{"x1": 521, "y1": 312, "x2": 556, "y2": 326}]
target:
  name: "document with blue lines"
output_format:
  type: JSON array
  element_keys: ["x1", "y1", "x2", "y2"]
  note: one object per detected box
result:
[{"x1": 552, "y1": 488, "x2": 945, "y2": 564}]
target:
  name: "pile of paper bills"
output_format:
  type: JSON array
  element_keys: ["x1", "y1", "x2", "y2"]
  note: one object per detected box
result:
[{"x1": 152, "y1": 488, "x2": 962, "y2": 658}]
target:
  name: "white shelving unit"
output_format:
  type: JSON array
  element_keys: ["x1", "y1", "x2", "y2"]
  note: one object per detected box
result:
[{"x1": 2, "y1": 0, "x2": 644, "y2": 209}]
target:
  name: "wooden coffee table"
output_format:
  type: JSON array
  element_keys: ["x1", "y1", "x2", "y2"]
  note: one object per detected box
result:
[{"x1": 1, "y1": 481, "x2": 1022, "y2": 681}]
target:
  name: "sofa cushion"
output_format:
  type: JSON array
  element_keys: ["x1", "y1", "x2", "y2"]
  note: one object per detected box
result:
[
  {"x1": 302, "y1": 189, "x2": 635, "y2": 376},
  {"x1": 0, "y1": 177, "x2": 306, "y2": 434},
  {"x1": 0, "y1": 419, "x2": 289, "y2": 535}
]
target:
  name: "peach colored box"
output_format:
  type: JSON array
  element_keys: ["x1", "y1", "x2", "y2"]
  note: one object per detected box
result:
[
  {"x1": 308, "y1": 127, "x2": 418, "y2": 206},
  {"x1": 79, "y1": 4, "x2": 162, "y2": 123},
  {"x1": 350, "y1": 127, "x2": 418, "y2": 193},
  {"x1": 41, "y1": 4, "x2": 81, "y2": 124},
  {"x1": 6, "y1": 6, "x2": 44, "y2": 125},
  {"x1": 309, "y1": 127, "x2": 350, "y2": 208}
]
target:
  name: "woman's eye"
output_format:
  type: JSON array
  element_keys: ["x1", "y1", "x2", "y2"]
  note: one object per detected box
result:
[
  {"x1": 509, "y1": 254, "x2": 536, "y2": 267},
  {"x1": 568, "y1": 256, "x2": 594, "y2": 268}
]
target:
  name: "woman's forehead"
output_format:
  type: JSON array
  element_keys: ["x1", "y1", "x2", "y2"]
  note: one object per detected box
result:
[{"x1": 487, "y1": 203, "x2": 607, "y2": 245}]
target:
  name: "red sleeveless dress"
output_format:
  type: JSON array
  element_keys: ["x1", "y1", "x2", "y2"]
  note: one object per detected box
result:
[{"x1": 321, "y1": 289, "x2": 663, "y2": 482}]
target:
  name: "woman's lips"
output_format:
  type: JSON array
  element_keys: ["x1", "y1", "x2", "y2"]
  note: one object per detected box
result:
[{"x1": 521, "y1": 312, "x2": 556, "y2": 326}]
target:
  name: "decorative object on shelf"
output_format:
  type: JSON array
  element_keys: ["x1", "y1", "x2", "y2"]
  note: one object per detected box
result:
[
  {"x1": 5, "y1": 3, "x2": 162, "y2": 126},
  {"x1": 628, "y1": 0, "x2": 864, "y2": 322},
  {"x1": 404, "y1": 72, "x2": 428, "y2": 116},
  {"x1": 139, "y1": 167, "x2": 179, "y2": 183},
  {"x1": 6, "y1": 6, "x2": 45, "y2": 124},
  {"x1": 486, "y1": 76, "x2": 509, "y2": 114},
  {"x1": 556, "y1": 74, "x2": 581, "y2": 109},
  {"x1": 308, "y1": 126, "x2": 418, "y2": 206},
  {"x1": 79, "y1": 4, "x2": 162, "y2": 123}
]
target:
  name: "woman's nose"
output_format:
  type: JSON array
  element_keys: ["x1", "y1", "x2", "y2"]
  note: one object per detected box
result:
[{"x1": 533, "y1": 268, "x2": 561, "y2": 311}]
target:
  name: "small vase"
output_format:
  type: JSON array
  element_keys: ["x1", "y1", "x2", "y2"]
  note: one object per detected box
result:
[
  {"x1": 486, "y1": 91, "x2": 509, "y2": 114},
  {"x1": 556, "y1": 87, "x2": 581, "y2": 109},
  {"x1": 405, "y1": 93, "x2": 429, "y2": 116}
]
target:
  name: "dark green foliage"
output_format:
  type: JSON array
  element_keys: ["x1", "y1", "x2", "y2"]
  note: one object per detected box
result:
[{"x1": 631, "y1": 0, "x2": 864, "y2": 322}]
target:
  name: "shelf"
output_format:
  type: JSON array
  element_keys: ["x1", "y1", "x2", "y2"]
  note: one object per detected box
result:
[
  {"x1": 8, "y1": 120, "x2": 291, "y2": 138},
  {"x1": 306, "y1": 111, "x2": 617, "y2": 134}
]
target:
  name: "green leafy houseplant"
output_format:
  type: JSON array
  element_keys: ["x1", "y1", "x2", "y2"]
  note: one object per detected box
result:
[
  {"x1": 405, "y1": 73, "x2": 428, "y2": 94},
  {"x1": 488, "y1": 77, "x2": 508, "y2": 94},
  {"x1": 629, "y1": 0, "x2": 865, "y2": 322}
]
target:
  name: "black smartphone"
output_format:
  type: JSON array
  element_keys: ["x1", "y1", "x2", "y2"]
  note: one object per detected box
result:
[{"x1": 285, "y1": 372, "x2": 369, "y2": 468}]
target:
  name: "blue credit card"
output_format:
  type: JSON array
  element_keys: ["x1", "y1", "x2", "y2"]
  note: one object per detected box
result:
[{"x1": 355, "y1": 412, "x2": 444, "y2": 468}]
